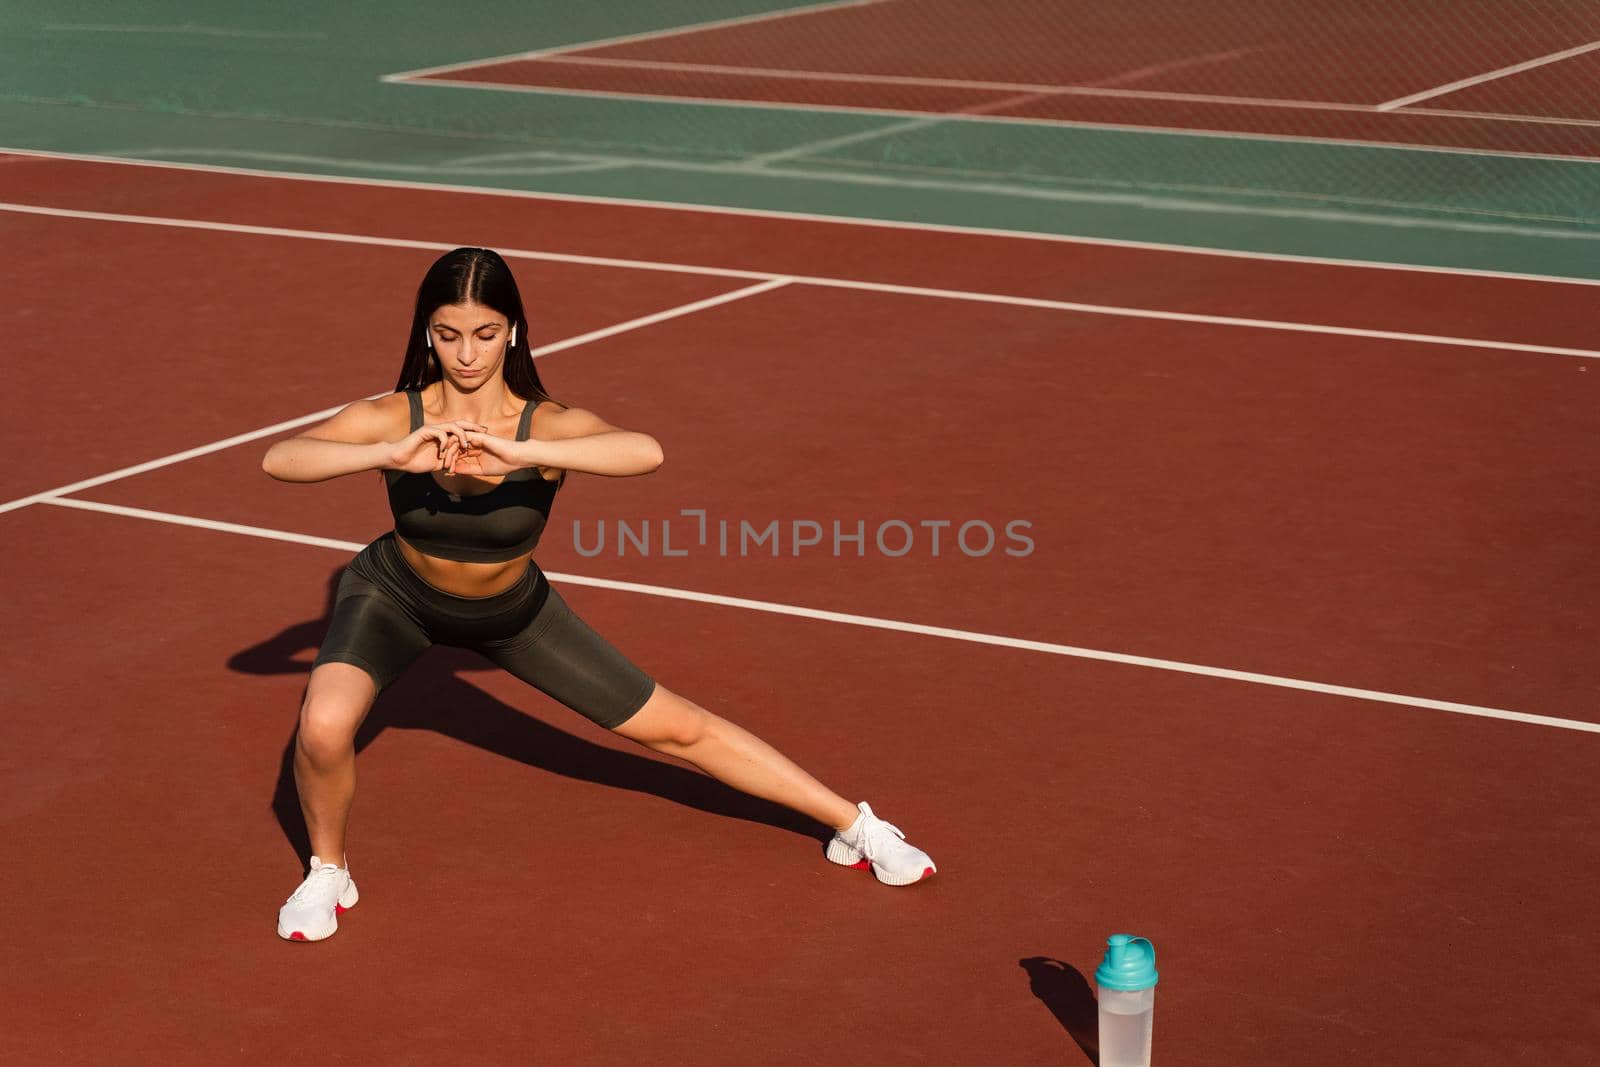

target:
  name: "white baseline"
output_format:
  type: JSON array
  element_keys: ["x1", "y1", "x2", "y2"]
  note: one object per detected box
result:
[
  {"x1": 36, "y1": 495, "x2": 1600, "y2": 737},
  {"x1": 2, "y1": 202, "x2": 1594, "y2": 361}
]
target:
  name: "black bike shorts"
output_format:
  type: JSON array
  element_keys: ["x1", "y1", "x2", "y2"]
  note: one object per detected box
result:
[{"x1": 311, "y1": 532, "x2": 656, "y2": 729}]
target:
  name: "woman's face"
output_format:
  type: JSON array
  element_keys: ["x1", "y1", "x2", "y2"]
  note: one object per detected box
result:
[{"x1": 427, "y1": 301, "x2": 511, "y2": 388}]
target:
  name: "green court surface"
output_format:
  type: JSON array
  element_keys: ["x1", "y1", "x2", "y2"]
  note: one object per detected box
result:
[{"x1": 1, "y1": 0, "x2": 1596, "y2": 279}]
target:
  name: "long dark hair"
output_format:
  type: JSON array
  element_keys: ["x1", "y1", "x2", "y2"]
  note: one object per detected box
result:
[{"x1": 393, "y1": 247, "x2": 560, "y2": 407}]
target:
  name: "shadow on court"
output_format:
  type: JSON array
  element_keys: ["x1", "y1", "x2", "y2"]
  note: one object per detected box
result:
[
  {"x1": 229, "y1": 567, "x2": 831, "y2": 866},
  {"x1": 1020, "y1": 956, "x2": 1100, "y2": 1064}
]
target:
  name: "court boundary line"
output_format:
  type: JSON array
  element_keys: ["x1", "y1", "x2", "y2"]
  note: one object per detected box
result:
[
  {"x1": 0, "y1": 396, "x2": 385, "y2": 516},
  {"x1": 388, "y1": 75, "x2": 1600, "y2": 166},
  {"x1": 43, "y1": 22, "x2": 328, "y2": 40},
  {"x1": 1378, "y1": 39, "x2": 1600, "y2": 111},
  {"x1": 56, "y1": 144, "x2": 1600, "y2": 239},
  {"x1": 6, "y1": 146, "x2": 1598, "y2": 288},
  {"x1": 381, "y1": 0, "x2": 889, "y2": 81},
  {"x1": 443, "y1": 51, "x2": 1600, "y2": 134},
  {"x1": 4, "y1": 200, "x2": 1596, "y2": 360},
  {"x1": 33, "y1": 495, "x2": 1600, "y2": 737},
  {"x1": 0, "y1": 277, "x2": 787, "y2": 515}
]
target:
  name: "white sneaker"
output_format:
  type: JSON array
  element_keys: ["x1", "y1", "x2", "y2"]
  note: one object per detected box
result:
[
  {"x1": 825, "y1": 802, "x2": 936, "y2": 886},
  {"x1": 277, "y1": 855, "x2": 359, "y2": 942}
]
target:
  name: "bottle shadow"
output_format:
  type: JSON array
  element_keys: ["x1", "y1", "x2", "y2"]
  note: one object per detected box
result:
[
  {"x1": 231, "y1": 566, "x2": 832, "y2": 864},
  {"x1": 1019, "y1": 956, "x2": 1099, "y2": 1065}
]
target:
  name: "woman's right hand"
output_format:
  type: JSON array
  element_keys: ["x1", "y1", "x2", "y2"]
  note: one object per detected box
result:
[{"x1": 387, "y1": 420, "x2": 486, "y2": 473}]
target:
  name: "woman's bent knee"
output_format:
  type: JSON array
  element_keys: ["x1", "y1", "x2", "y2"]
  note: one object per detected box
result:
[{"x1": 297, "y1": 663, "x2": 375, "y2": 763}]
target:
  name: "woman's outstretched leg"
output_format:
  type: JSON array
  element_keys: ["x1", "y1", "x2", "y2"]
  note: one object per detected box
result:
[
  {"x1": 614, "y1": 682, "x2": 858, "y2": 830},
  {"x1": 612, "y1": 682, "x2": 936, "y2": 884},
  {"x1": 480, "y1": 585, "x2": 936, "y2": 884},
  {"x1": 278, "y1": 662, "x2": 375, "y2": 940}
]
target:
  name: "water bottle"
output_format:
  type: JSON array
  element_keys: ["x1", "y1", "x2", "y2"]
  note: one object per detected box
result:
[{"x1": 1095, "y1": 934, "x2": 1159, "y2": 1067}]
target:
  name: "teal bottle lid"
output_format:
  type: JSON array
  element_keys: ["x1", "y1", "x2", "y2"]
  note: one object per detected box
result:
[{"x1": 1094, "y1": 934, "x2": 1159, "y2": 991}]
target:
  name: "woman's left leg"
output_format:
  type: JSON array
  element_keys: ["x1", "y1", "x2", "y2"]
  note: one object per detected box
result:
[
  {"x1": 612, "y1": 682, "x2": 860, "y2": 832},
  {"x1": 481, "y1": 581, "x2": 936, "y2": 882},
  {"x1": 480, "y1": 582, "x2": 855, "y2": 829},
  {"x1": 613, "y1": 682, "x2": 937, "y2": 885}
]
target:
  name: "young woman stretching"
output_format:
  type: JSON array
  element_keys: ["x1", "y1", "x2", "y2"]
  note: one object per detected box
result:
[{"x1": 262, "y1": 247, "x2": 935, "y2": 942}]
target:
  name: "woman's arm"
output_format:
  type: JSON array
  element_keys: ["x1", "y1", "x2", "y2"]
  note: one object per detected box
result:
[
  {"x1": 526, "y1": 406, "x2": 663, "y2": 479},
  {"x1": 261, "y1": 396, "x2": 482, "y2": 483},
  {"x1": 459, "y1": 406, "x2": 664, "y2": 480}
]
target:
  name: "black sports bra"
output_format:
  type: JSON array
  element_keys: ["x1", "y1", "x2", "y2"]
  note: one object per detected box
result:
[{"x1": 384, "y1": 390, "x2": 558, "y2": 564}]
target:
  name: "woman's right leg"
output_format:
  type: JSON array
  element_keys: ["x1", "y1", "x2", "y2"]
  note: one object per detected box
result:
[
  {"x1": 280, "y1": 541, "x2": 436, "y2": 940},
  {"x1": 297, "y1": 540, "x2": 435, "y2": 870},
  {"x1": 293, "y1": 661, "x2": 379, "y2": 868},
  {"x1": 278, "y1": 662, "x2": 379, "y2": 941}
]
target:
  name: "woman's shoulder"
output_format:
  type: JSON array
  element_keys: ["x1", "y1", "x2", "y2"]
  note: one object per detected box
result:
[
  {"x1": 302, "y1": 391, "x2": 412, "y2": 445},
  {"x1": 359, "y1": 390, "x2": 415, "y2": 430},
  {"x1": 529, "y1": 402, "x2": 622, "y2": 439}
]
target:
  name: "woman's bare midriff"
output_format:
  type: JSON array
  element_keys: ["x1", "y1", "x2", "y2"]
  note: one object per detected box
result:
[{"x1": 395, "y1": 535, "x2": 533, "y2": 598}]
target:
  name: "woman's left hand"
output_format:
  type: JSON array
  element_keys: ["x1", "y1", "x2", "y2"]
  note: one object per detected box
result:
[{"x1": 448, "y1": 431, "x2": 533, "y2": 477}]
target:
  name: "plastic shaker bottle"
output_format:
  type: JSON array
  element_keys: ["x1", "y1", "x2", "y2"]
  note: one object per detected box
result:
[{"x1": 1095, "y1": 934, "x2": 1159, "y2": 1067}]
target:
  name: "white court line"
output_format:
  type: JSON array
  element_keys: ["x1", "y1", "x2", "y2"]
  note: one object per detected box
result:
[
  {"x1": 0, "y1": 200, "x2": 766, "y2": 280},
  {"x1": 796, "y1": 277, "x2": 1600, "y2": 360},
  {"x1": 1084, "y1": 46, "x2": 1265, "y2": 89},
  {"x1": 525, "y1": 52, "x2": 1205, "y2": 97},
  {"x1": 0, "y1": 278, "x2": 786, "y2": 515},
  {"x1": 530, "y1": 277, "x2": 790, "y2": 355},
  {"x1": 1404, "y1": 104, "x2": 1600, "y2": 129},
  {"x1": 1379, "y1": 39, "x2": 1600, "y2": 111},
  {"x1": 95, "y1": 143, "x2": 1600, "y2": 237},
  {"x1": 5, "y1": 201, "x2": 1597, "y2": 360},
  {"x1": 34, "y1": 496, "x2": 1600, "y2": 736},
  {"x1": 737, "y1": 115, "x2": 940, "y2": 168},
  {"x1": 56, "y1": 147, "x2": 631, "y2": 179},
  {"x1": 385, "y1": 23, "x2": 1600, "y2": 135},
  {"x1": 502, "y1": 52, "x2": 1598, "y2": 127},
  {"x1": 6, "y1": 146, "x2": 1599, "y2": 288},
  {"x1": 0, "y1": 396, "x2": 383, "y2": 516},
  {"x1": 43, "y1": 23, "x2": 326, "y2": 39},
  {"x1": 396, "y1": 54, "x2": 1600, "y2": 130},
  {"x1": 397, "y1": 75, "x2": 1600, "y2": 166},
  {"x1": 734, "y1": 79, "x2": 1081, "y2": 167},
  {"x1": 41, "y1": 497, "x2": 368, "y2": 551},
  {"x1": 381, "y1": 0, "x2": 887, "y2": 81}
]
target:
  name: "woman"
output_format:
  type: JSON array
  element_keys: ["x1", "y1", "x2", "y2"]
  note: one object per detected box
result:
[{"x1": 262, "y1": 248, "x2": 935, "y2": 942}]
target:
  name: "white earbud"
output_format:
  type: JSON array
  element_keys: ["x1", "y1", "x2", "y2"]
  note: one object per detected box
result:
[
  {"x1": 510, "y1": 323, "x2": 517, "y2": 348},
  {"x1": 424, "y1": 329, "x2": 433, "y2": 350}
]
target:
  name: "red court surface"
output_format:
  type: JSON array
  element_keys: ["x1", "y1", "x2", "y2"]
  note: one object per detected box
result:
[
  {"x1": 1430, "y1": 49, "x2": 1600, "y2": 118},
  {"x1": 402, "y1": 0, "x2": 1600, "y2": 157},
  {"x1": 3, "y1": 154, "x2": 1599, "y2": 1064}
]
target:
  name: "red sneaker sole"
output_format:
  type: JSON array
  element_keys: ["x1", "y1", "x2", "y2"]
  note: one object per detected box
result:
[
  {"x1": 285, "y1": 902, "x2": 349, "y2": 942},
  {"x1": 841, "y1": 859, "x2": 936, "y2": 883}
]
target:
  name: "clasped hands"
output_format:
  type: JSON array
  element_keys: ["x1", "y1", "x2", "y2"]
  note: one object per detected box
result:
[{"x1": 389, "y1": 419, "x2": 533, "y2": 478}]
